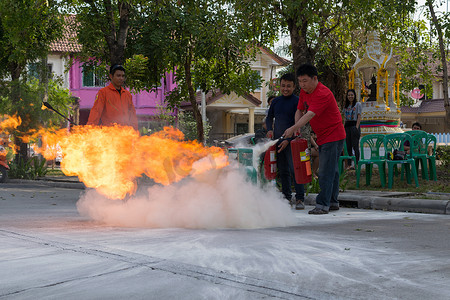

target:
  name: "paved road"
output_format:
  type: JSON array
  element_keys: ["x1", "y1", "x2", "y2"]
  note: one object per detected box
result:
[{"x1": 1, "y1": 182, "x2": 449, "y2": 299}]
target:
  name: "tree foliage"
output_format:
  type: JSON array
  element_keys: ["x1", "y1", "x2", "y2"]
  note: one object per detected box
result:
[
  {"x1": 391, "y1": 18, "x2": 435, "y2": 105},
  {"x1": 233, "y1": 0, "x2": 416, "y2": 102},
  {"x1": 0, "y1": 0, "x2": 62, "y2": 80},
  {"x1": 0, "y1": 0, "x2": 65, "y2": 161},
  {"x1": 0, "y1": 78, "x2": 75, "y2": 137},
  {"x1": 64, "y1": 0, "x2": 266, "y2": 142},
  {"x1": 135, "y1": 0, "x2": 264, "y2": 142},
  {"x1": 426, "y1": 0, "x2": 450, "y2": 131}
]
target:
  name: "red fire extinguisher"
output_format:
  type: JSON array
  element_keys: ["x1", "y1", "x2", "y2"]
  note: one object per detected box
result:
[
  {"x1": 290, "y1": 137, "x2": 312, "y2": 184},
  {"x1": 264, "y1": 144, "x2": 277, "y2": 180}
]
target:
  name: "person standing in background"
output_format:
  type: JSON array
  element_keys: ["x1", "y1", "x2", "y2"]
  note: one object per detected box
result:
[
  {"x1": 266, "y1": 73, "x2": 305, "y2": 210},
  {"x1": 87, "y1": 64, "x2": 138, "y2": 130},
  {"x1": 343, "y1": 89, "x2": 362, "y2": 170}
]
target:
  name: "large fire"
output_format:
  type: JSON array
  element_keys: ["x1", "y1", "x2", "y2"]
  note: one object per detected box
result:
[
  {"x1": 0, "y1": 114, "x2": 21, "y2": 130},
  {"x1": 0, "y1": 114, "x2": 22, "y2": 152},
  {"x1": 38, "y1": 126, "x2": 228, "y2": 200}
]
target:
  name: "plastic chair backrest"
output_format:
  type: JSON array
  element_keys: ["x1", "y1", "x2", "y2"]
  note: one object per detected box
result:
[
  {"x1": 426, "y1": 134, "x2": 437, "y2": 157},
  {"x1": 237, "y1": 148, "x2": 253, "y2": 167},
  {"x1": 383, "y1": 133, "x2": 413, "y2": 160},
  {"x1": 359, "y1": 134, "x2": 385, "y2": 160},
  {"x1": 405, "y1": 130, "x2": 425, "y2": 136},
  {"x1": 405, "y1": 130, "x2": 427, "y2": 155}
]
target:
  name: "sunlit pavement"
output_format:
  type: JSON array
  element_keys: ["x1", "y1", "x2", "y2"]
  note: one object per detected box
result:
[{"x1": 1, "y1": 182, "x2": 449, "y2": 300}]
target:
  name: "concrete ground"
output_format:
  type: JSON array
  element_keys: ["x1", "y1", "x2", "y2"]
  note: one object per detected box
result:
[{"x1": 1, "y1": 181, "x2": 450, "y2": 299}]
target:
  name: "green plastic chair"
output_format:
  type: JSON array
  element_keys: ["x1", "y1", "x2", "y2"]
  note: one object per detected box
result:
[
  {"x1": 338, "y1": 142, "x2": 356, "y2": 175},
  {"x1": 237, "y1": 148, "x2": 257, "y2": 184},
  {"x1": 426, "y1": 134, "x2": 437, "y2": 181},
  {"x1": 356, "y1": 134, "x2": 386, "y2": 188},
  {"x1": 383, "y1": 133, "x2": 419, "y2": 189},
  {"x1": 405, "y1": 130, "x2": 429, "y2": 180}
]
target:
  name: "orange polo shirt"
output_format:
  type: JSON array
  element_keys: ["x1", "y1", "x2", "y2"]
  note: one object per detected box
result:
[{"x1": 87, "y1": 83, "x2": 138, "y2": 130}]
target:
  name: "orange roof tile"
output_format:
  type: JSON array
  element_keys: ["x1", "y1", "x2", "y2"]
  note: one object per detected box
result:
[{"x1": 50, "y1": 15, "x2": 81, "y2": 53}]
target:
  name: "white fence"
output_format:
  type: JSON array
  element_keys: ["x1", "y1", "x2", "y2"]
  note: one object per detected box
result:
[{"x1": 431, "y1": 133, "x2": 450, "y2": 145}]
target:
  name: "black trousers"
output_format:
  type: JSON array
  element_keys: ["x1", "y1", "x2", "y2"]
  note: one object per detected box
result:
[{"x1": 345, "y1": 126, "x2": 361, "y2": 164}]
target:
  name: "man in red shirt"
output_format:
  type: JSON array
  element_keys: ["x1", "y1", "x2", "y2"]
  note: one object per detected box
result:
[
  {"x1": 87, "y1": 64, "x2": 138, "y2": 130},
  {"x1": 284, "y1": 64, "x2": 345, "y2": 214}
]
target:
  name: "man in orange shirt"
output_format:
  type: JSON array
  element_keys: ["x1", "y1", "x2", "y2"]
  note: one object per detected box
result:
[{"x1": 87, "y1": 64, "x2": 138, "y2": 130}]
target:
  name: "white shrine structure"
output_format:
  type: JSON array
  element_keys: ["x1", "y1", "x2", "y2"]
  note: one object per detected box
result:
[{"x1": 349, "y1": 31, "x2": 403, "y2": 135}]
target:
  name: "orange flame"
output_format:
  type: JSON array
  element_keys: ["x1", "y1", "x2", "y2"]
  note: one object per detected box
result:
[
  {"x1": 0, "y1": 115, "x2": 22, "y2": 153},
  {"x1": 0, "y1": 114, "x2": 21, "y2": 132},
  {"x1": 38, "y1": 126, "x2": 228, "y2": 200}
]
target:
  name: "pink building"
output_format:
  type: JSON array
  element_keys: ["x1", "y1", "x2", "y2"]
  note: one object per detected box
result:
[
  {"x1": 49, "y1": 15, "x2": 174, "y2": 128},
  {"x1": 68, "y1": 59, "x2": 176, "y2": 126}
]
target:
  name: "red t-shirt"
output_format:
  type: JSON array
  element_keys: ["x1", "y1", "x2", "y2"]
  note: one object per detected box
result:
[{"x1": 297, "y1": 82, "x2": 345, "y2": 145}]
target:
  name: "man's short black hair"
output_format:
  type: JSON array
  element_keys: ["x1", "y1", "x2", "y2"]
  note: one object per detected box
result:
[
  {"x1": 412, "y1": 122, "x2": 422, "y2": 129},
  {"x1": 280, "y1": 73, "x2": 296, "y2": 84},
  {"x1": 110, "y1": 64, "x2": 125, "y2": 75},
  {"x1": 296, "y1": 63, "x2": 318, "y2": 78}
]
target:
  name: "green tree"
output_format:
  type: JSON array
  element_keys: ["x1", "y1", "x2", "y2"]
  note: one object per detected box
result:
[
  {"x1": 63, "y1": 0, "x2": 131, "y2": 66},
  {"x1": 0, "y1": 0, "x2": 64, "y2": 161},
  {"x1": 132, "y1": 0, "x2": 263, "y2": 143},
  {"x1": 62, "y1": 0, "x2": 159, "y2": 92},
  {"x1": 391, "y1": 18, "x2": 435, "y2": 106},
  {"x1": 234, "y1": 0, "x2": 416, "y2": 100},
  {"x1": 64, "y1": 1, "x2": 263, "y2": 142},
  {"x1": 426, "y1": 0, "x2": 450, "y2": 132},
  {"x1": 178, "y1": 111, "x2": 211, "y2": 142}
]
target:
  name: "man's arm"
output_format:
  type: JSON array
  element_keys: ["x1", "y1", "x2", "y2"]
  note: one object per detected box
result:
[
  {"x1": 128, "y1": 98, "x2": 138, "y2": 130},
  {"x1": 356, "y1": 103, "x2": 362, "y2": 129},
  {"x1": 294, "y1": 109, "x2": 305, "y2": 135},
  {"x1": 294, "y1": 109, "x2": 304, "y2": 123},
  {"x1": 283, "y1": 110, "x2": 315, "y2": 138},
  {"x1": 86, "y1": 91, "x2": 105, "y2": 126},
  {"x1": 356, "y1": 114, "x2": 361, "y2": 129},
  {"x1": 265, "y1": 101, "x2": 275, "y2": 138}
]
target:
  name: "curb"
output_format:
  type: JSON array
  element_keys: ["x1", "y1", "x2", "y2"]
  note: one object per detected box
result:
[
  {"x1": 305, "y1": 193, "x2": 450, "y2": 215},
  {"x1": 8, "y1": 178, "x2": 85, "y2": 190},
  {"x1": 7, "y1": 179, "x2": 450, "y2": 215}
]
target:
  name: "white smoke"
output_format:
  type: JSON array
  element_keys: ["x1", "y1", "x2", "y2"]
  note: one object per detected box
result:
[{"x1": 77, "y1": 165, "x2": 296, "y2": 229}]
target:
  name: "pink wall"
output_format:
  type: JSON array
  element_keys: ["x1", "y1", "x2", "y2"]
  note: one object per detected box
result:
[{"x1": 69, "y1": 59, "x2": 176, "y2": 118}]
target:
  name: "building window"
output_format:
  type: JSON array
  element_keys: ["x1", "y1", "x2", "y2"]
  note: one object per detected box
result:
[
  {"x1": 28, "y1": 63, "x2": 53, "y2": 81},
  {"x1": 254, "y1": 123, "x2": 263, "y2": 131},
  {"x1": 82, "y1": 65, "x2": 106, "y2": 87},
  {"x1": 236, "y1": 123, "x2": 248, "y2": 134},
  {"x1": 254, "y1": 70, "x2": 262, "y2": 91}
]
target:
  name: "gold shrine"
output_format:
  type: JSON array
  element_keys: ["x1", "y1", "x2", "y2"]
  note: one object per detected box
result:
[{"x1": 349, "y1": 31, "x2": 403, "y2": 135}]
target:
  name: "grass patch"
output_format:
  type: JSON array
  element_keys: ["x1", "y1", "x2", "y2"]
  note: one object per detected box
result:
[
  {"x1": 344, "y1": 164, "x2": 450, "y2": 193},
  {"x1": 46, "y1": 169, "x2": 65, "y2": 176}
]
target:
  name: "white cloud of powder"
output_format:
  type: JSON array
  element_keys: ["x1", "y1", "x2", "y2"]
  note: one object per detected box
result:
[{"x1": 77, "y1": 166, "x2": 296, "y2": 229}]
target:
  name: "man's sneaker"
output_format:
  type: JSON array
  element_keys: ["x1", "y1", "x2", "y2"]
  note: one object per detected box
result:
[
  {"x1": 329, "y1": 206, "x2": 340, "y2": 211},
  {"x1": 295, "y1": 200, "x2": 305, "y2": 210},
  {"x1": 286, "y1": 196, "x2": 294, "y2": 207},
  {"x1": 308, "y1": 207, "x2": 328, "y2": 215}
]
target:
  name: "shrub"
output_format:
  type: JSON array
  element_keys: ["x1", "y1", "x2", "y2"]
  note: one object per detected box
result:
[
  {"x1": 8, "y1": 156, "x2": 48, "y2": 180},
  {"x1": 436, "y1": 146, "x2": 450, "y2": 167}
]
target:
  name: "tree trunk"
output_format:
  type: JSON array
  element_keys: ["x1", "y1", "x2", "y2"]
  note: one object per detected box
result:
[
  {"x1": 8, "y1": 62, "x2": 22, "y2": 81},
  {"x1": 184, "y1": 47, "x2": 204, "y2": 143},
  {"x1": 286, "y1": 16, "x2": 315, "y2": 76},
  {"x1": 428, "y1": 1, "x2": 450, "y2": 132},
  {"x1": 104, "y1": 0, "x2": 130, "y2": 65},
  {"x1": 8, "y1": 62, "x2": 28, "y2": 163}
]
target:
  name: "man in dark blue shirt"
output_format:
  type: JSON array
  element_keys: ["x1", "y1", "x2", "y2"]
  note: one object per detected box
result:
[{"x1": 266, "y1": 73, "x2": 305, "y2": 209}]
